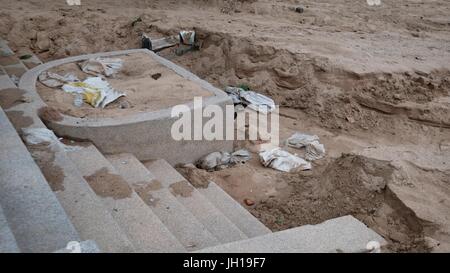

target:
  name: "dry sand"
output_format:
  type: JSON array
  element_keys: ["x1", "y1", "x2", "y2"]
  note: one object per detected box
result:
[
  {"x1": 1, "y1": 0, "x2": 449, "y2": 252},
  {"x1": 37, "y1": 52, "x2": 212, "y2": 118}
]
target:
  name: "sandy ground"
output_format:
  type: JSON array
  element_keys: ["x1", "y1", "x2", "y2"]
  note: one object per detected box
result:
[
  {"x1": 1, "y1": 0, "x2": 449, "y2": 252},
  {"x1": 37, "y1": 52, "x2": 212, "y2": 118}
]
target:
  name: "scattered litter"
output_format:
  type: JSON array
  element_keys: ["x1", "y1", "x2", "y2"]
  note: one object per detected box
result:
[
  {"x1": 151, "y1": 73, "x2": 161, "y2": 80},
  {"x1": 259, "y1": 147, "x2": 311, "y2": 172},
  {"x1": 66, "y1": 0, "x2": 81, "y2": 6},
  {"x1": 286, "y1": 132, "x2": 325, "y2": 161},
  {"x1": 22, "y1": 127, "x2": 58, "y2": 145},
  {"x1": 38, "y1": 71, "x2": 79, "y2": 88},
  {"x1": 365, "y1": 241, "x2": 381, "y2": 253},
  {"x1": 142, "y1": 30, "x2": 199, "y2": 54},
  {"x1": 286, "y1": 132, "x2": 319, "y2": 148},
  {"x1": 142, "y1": 33, "x2": 179, "y2": 52},
  {"x1": 305, "y1": 140, "x2": 325, "y2": 161},
  {"x1": 366, "y1": 0, "x2": 381, "y2": 6},
  {"x1": 179, "y1": 31, "x2": 196, "y2": 46},
  {"x1": 197, "y1": 149, "x2": 251, "y2": 170},
  {"x1": 244, "y1": 198, "x2": 255, "y2": 206},
  {"x1": 62, "y1": 77, "x2": 125, "y2": 108},
  {"x1": 79, "y1": 57, "x2": 123, "y2": 77},
  {"x1": 224, "y1": 86, "x2": 275, "y2": 113}
]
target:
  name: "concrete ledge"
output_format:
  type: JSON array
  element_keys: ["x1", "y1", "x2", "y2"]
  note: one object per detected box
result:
[
  {"x1": 19, "y1": 49, "x2": 234, "y2": 165},
  {"x1": 196, "y1": 215, "x2": 387, "y2": 253}
]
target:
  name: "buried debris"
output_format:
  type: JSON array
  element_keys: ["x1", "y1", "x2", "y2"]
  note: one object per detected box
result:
[
  {"x1": 259, "y1": 147, "x2": 311, "y2": 172},
  {"x1": 196, "y1": 149, "x2": 251, "y2": 171},
  {"x1": 62, "y1": 77, "x2": 125, "y2": 108},
  {"x1": 224, "y1": 86, "x2": 276, "y2": 114},
  {"x1": 79, "y1": 57, "x2": 123, "y2": 77},
  {"x1": 142, "y1": 30, "x2": 199, "y2": 55},
  {"x1": 287, "y1": 132, "x2": 325, "y2": 161}
]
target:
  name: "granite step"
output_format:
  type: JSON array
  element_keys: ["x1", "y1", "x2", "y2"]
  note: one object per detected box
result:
[
  {"x1": 0, "y1": 205, "x2": 20, "y2": 253},
  {"x1": 107, "y1": 153, "x2": 221, "y2": 250},
  {"x1": 23, "y1": 130, "x2": 135, "y2": 253},
  {"x1": 143, "y1": 159, "x2": 249, "y2": 244},
  {"x1": 0, "y1": 106, "x2": 80, "y2": 252},
  {"x1": 197, "y1": 215, "x2": 387, "y2": 253},
  {"x1": 67, "y1": 144, "x2": 185, "y2": 252},
  {"x1": 197, "y1": 181, "x2": 271, "y2": 238}
]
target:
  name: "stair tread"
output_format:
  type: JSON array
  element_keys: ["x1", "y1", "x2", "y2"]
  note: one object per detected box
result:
[
  {"x1": 197, "y1": 182, "x2": 271, "y2": 238},
  {"x1": 197, "y1": 215, "x2": 387, "y2": 253},
  {"x1": 25, "y1": 133, "x2": 135, "y2": 253},
  {"x1": 0, "y1": 205, "x2": 20, "y2": 253},
  {"x1": 0, "y1": 107, "x2": 79, "y2": 252},
  {"x1": 107, "y1": 153, "x2": 221, "y2": 251},
  {"x1": 67, "y1": 144, "x2": 185, "y2": 252},
  {"x1": 144, "y1": 159, "x2": 249, "y2": 244}
]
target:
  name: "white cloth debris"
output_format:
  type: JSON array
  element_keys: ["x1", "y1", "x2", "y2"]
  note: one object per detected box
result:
[
  {"x1": 367, "y1": 0, "x2": 381, "y2": 6},
  {"x1": 197, "y1": 149, "x2": 251, "y2": 170},
  {"x1": 305, "y1": 140, "x2": 325, "y2": 161},
  {"x1": 66, "y1": 0, "x2": 81, "y2": 6},
  {"x1": 38, "y1": 71, "x2": 79, "y2": 88},
  {"x1": 259, "y1": 148, "x2": 311, "y2": 172},
  {"x1": 79, "y1": 57, "x2": 123, "y2": 77},
  {"x1": 22, "y1": 128, "x2": 84, "y2": 152},
  {"x1": 62, "y1": 77, "x2": 125, "y2": 108},
  {"x1": 286, "y1": 132, "x2": 319, "y2": 148},
  {"x1": 287, "y1": 132, "x2": 326, "y2": 161},
  {"x1": 224, "y1": 86, "x2": 275, "y2": 114},
  {"x1": 22, "y1": 128, "x2": 58, "y2": 145}
]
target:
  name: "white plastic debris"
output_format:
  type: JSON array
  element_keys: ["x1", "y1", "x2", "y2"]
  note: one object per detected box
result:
[
  {"x1": 259, "y1": 147, "x2": 311, "y2": 172},
  {"x1": 197, "y1": 149, "x2": 251, "y2": 170},
  {"x1": 366, "y1": 0, "x2": 381, "y2": 6},
  {"x1": 79, "y1": 57, "x2": 123, "y2": 77},
  {"x1": 305, "y1": 140, "x2": 325, "y2": 161},
  {"x1": 287, "y1": 132, "x2": 326, "y2": 161},
  {"x1": 66, "y1": 0, "x2": 81, "y2": 6},
  {"x1": 366, "y1": 241, "x2": 381, "y2": 253},
  {"x1": 22, "y1": 128, "x2": 58, "y2": 145},
  {"x1": 224, "y1": 86, "x2": 275, "y2": 114},
  {"x1": 286, "y1": 132, "x2": 319, "y2": 148},
  {"x1": 62, "y1": 77, "x2": 125, "y2": 108},
  {"x1": 179, "y1": 31, "x2": 196, "y2": 45},
  {"x1": 38, "y1": 71, "x2": 79, "y2": 88}
]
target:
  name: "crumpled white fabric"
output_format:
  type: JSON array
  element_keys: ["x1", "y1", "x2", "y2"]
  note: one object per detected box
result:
[
  {"x1": 197, "y1": 149, "x2": 251, "y2": 170},
  {"x1": 22, "y1": 128, "x2": 58, "y2": 145},
  {"x1": 259, "y1": 147, "x2": 311, "y2": 172},
  {"x1": 224, "y1": 86, "x2": 276, "y2": 114},
  {"x1": 287, "y1": 132, "x2": 326, "y2": 161},
  {"x1": 79, "y1": 57, "x2": 123, "y2": 77},
  {"x1": 38, "y1": 71, "x2": 79, "y2": 88},
  {"x1": 62, "y1": 77, "x2": 125, "y2": 108}
]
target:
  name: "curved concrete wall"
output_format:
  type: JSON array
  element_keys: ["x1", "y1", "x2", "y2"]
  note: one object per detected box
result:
[{"x1": 19, "y1": 49, "x2": 233, "y2": 165}]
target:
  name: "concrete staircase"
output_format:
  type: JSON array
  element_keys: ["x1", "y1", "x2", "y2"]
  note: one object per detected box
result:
[{"x1": 0, "y1": 38, "x2": 387, "y2": 253}]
